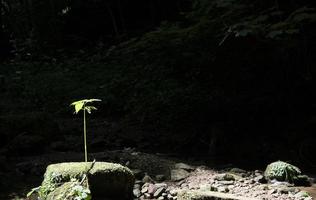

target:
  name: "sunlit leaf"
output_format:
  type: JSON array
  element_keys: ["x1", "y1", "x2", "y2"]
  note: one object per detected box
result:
[
  {"x1": 85, "y1": 99, "x2": 102, "y2": 103},
  {"x1": 74, "y1": 102, "x2": 84, "y2": 114},
  {"x1": 71, "y1": 99, "x2": 101, "y2": 114},
  {"x1": 85, "y1": 106, "x2": 97, "y2": 114}
]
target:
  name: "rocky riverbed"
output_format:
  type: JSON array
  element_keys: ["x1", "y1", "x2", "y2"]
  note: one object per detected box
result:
[{"x1": 1, "y1": 149, "x2": 315, "y2": 200}]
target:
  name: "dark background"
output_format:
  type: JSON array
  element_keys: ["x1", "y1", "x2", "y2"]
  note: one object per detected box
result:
[{"x1": 0, "y1": 0, "x2": 316, "y2": 171}]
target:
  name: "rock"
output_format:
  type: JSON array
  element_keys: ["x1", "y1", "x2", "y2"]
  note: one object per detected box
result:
[
  {"x1": 155, "y1": 183, "x2": 168, "y2": 189},
  {"x1": 217, "y1": 186, "x2": 229, "y2": 193},
  {"x1": 244, "y1": 179, "x2": 255, "y2": 184},
  {"x1": 294, "y1": 191, "x2": 311, "y2": 198},
  {"x1": 41, "y1": 162, "x2": 134, "y2": 199},
  {"x1": 199, "y1": 184, "x2": 212, "y2": 191},
  {"x1": 276, "y1": 186, "x2": 297, "y2": 194},
  {"x1": 133, "y1": 188, "x2": 142, "y2": 197},
  {"x1": 147, "y1": 183, "x2": 156, "y2": 195},
  {"x1": 154, "y1": 187, "x2": 166, "y2": 198},
  {"x1": 264, "y1": 161, "x2": 302, "y2": 183},
  {"x1": 268, "y1": 189, "x2": 277, "y2": 195},
  {"x1": 177, "y1": 190, "x2": 259, "y2": 200},
  {"x1": 174, "y1": 163, "x2": 195, "y2": 171},
  {"x1": 214, "y1": 173, "x2": 235, "y2": 181},
  {"x1": 171, "y1": 169, "x2": 190, "y2": 181},
  {"x1": 217, "y1": 180, "x2": 234, "y2": 185},
  {"x1": 170, "y1": 189, "x2": 178, "y2": 196},
  {"x1": 254, "y1": 175, "x2": 266, "y2": 183},
  {"x1": 141, "y1": 186, "x2": 148, "y2": 193},
  {"x1": 257, "y1": 185, "x2": 269, "y2": 190},
  {"x1": 134, "y1": 183, "x2": 141, "y2": 189},
  {"x1": 293, "y1": 175, "x2": 312, "y2": 186}
]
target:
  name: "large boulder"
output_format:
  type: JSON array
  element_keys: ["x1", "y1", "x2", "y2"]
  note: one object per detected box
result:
[
  {"x1": 264, "y1": 161, "x2": 310, "y2": 185},
  {"x1": 41, "y1": 162, "x2": 135, "y2": 199}
]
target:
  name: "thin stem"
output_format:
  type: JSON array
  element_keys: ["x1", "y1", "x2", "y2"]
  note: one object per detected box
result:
[{"x1": 83, "y1": 106, "x2": 88, "y2": 162}]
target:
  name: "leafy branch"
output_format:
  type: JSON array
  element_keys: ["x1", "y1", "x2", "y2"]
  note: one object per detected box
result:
[{"x1": 70, "y1": 99, "x2": 101, "y2": 162}]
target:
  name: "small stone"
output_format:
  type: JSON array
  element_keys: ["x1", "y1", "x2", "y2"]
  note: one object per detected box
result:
[
  {"x1": 254, "y1": 175, "x2": 266, "y2": 183},
  {"x1": 147, "y1": 183, "x2": 156, "y2": 195},
  {"x1": 295, "y1": 191, "x2": 311, "y2": 198},
  {"x1": 268, "y1": 189, "x2": 277, "y2": 194},
  {"x1": 171, "y1": 169, "x2": 189, "y2": 181},
  {"x1": 244, "y1": 179, "x2": 255, "y2": 184},
  {"x1": 141, "y1": 186, "x2": 148, "y2": 193},
  {"x1": 169, "y1": 189, "x2": 178, "y2": 196},
  {"x1": 210, "y1": 185, "x2": 218, "y2": 191},
  {"x1": 199, "y1": 184, "x2": 212, "y2": 191},
  {"x1": 217, "y1": 180, "x2": 234, "y2": 185},
  {"x1": 155, "y1": 183, "x2": 167, "y2": 189},
  {"x1": 158, "y1": 197, "x2": 165, "y2": 200},
  {"x1": 144, "y1": 193, "x2": 151, "y2": 199},
  {"x1": 277, "y1": 186, "x2": 297, "y2": 194},
  {"x1": 214, "y1": 173, "x2": 235, "y2": 181},
  {"x1": 258, "y1": 185, "x2": 269, "y2": 190},
  {"x1": 154, "y1": 187, "x2": 165, "y2": 197},
  {"x1": 218, "y1": 186, "x2": 229, "y2": 193},
  {"x1": 133, "y1": 188, "x2": 141, "y2": 198}
]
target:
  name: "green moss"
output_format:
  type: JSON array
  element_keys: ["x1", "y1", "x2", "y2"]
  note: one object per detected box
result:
[
  {"x1": 264, "y1": 161, "x2": 301, "y2": 183},
  {"x1": 46, "y1": 181, "x2": 91, "y2": 200},
  {"x1": 40, "y1": 162, "x2": 134, "y2": 199}
]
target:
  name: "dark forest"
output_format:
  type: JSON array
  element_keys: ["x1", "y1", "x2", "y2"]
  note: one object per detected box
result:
[{"x1": 0, "y1": 0, "x2": 316, "y2": 199}]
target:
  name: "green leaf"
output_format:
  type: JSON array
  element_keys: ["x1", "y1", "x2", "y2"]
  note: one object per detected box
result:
[
  {"x1": 85, "y1": 106, "x2": 97, "y2": 114},
  {"x1": 74, "y1": 102, "x2": 84, "y2": 114},
  {"x1": 85, "y1": 99, "x2": 102, "y2": 103},
  {"x1": 70, "y1": 99, "x2": 101, "y2": 114}
]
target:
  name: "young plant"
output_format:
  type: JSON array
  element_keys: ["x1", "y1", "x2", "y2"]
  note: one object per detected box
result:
[{"x1": 71, "y1": 99, "x2": 101, "y2": 162}]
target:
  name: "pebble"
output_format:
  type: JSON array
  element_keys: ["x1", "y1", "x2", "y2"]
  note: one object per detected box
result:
[
  {"x1": 154, "y1": 187, "x2": 165, "y2": 198},
  {"x1": 133, "y1": 188, "x2": 141, "y2": 198}
]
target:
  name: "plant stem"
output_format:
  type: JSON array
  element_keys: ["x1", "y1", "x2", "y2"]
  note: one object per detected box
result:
[{"x1": 83, "y1": 106, "x2": 88, "y2": 162}]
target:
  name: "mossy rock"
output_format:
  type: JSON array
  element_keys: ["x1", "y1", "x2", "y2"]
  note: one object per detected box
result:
[
  {"x1": 264, "y1": 161, "x2": 303, "y2": 184},
  {"x1": 46, "y1": 182, "x2": 73, "y2": 200},
  {"x1": 41, "y1": 162, "x2": 135, "y2": 199}
]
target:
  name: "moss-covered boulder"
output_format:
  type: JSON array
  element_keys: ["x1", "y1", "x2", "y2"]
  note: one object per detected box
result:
[
  {"x1": 41, "y1": 162, "x2": 134, "y2": 199},
  {"x1": 46, "y1": 181, "x2": 91, "y2": 200},
  {"x1": 264, "y1": 161, "x2": 310, "y2": 185}
]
